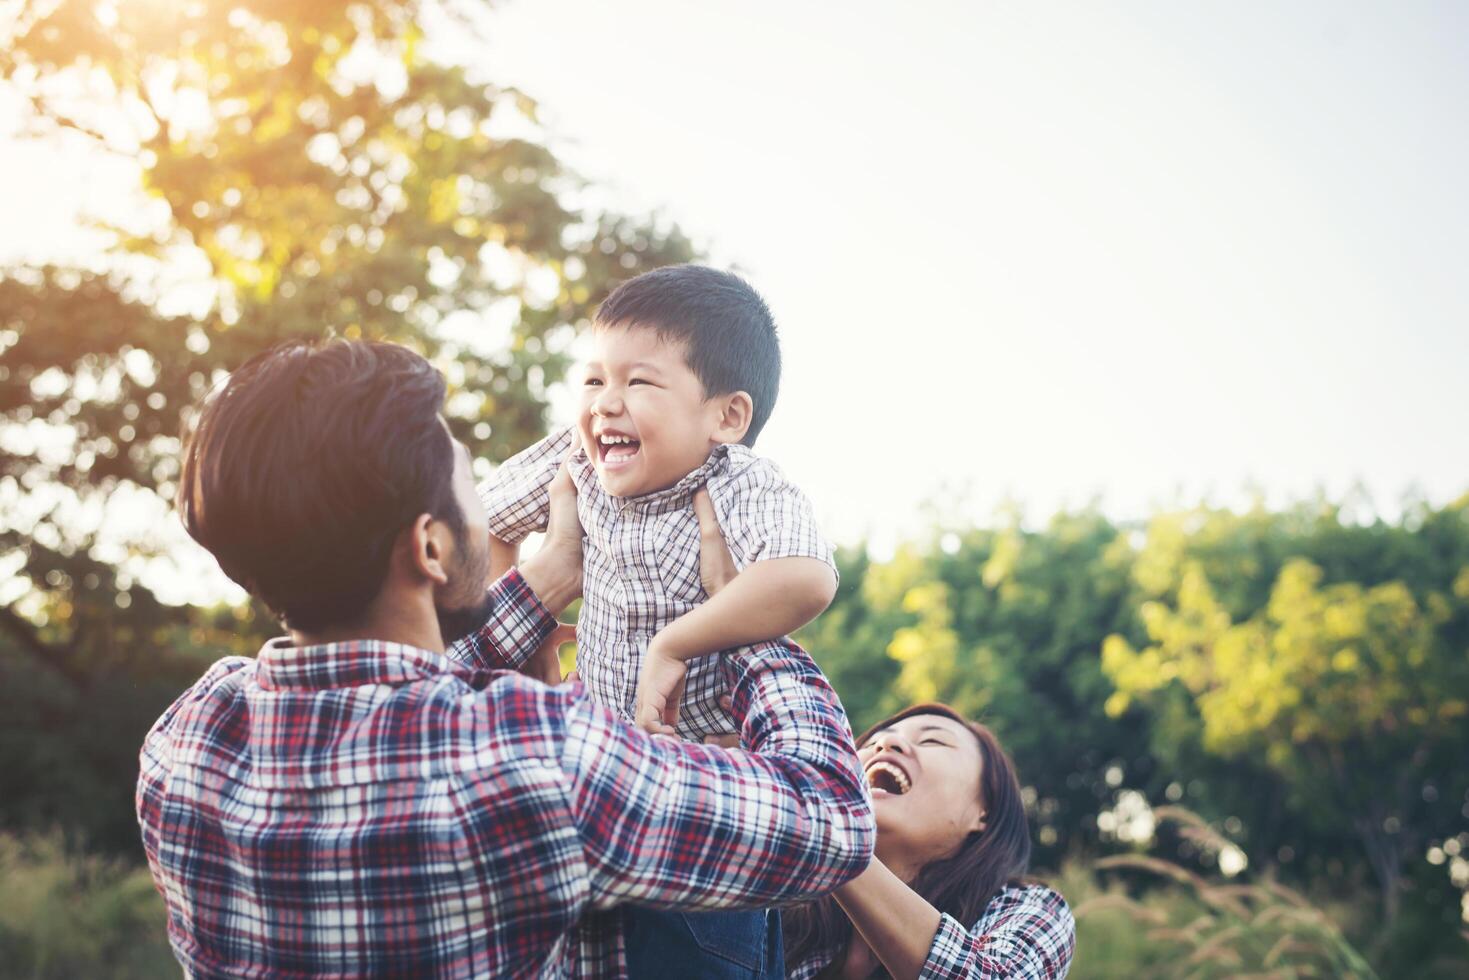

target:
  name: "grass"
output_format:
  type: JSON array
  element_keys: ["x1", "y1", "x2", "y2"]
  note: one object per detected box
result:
[{"x1": 1064, "y1": 807, "x2": 1380, "y2": 980}]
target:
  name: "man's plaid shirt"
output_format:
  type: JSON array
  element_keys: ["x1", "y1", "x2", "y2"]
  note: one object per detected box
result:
[
  {"x1": 137, "y1": 570, "x2": 873, "y2": 978},
  {"x1": 788, "y1": 883, "x2": 1075, "y2": 980},
  {"x1": 479, "y1": 427, "x2": 836, "y2": 741}
]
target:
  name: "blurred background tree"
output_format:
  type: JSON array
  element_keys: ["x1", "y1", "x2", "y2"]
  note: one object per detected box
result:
[
  {"x1": 0, "y1": 0, "x2": 692, "y2": 857},
  {"x1": 1100, "y1": 499, "x2": 1469, "y2": 960}
]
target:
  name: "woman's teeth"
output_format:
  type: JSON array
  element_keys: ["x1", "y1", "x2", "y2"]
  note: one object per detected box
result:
[{"x1": 865, "y1": 760, "x2": 912, "y2": 795}]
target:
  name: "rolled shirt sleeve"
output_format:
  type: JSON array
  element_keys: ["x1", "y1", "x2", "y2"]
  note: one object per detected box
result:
[
  {"x1": 477, "y1": 427, "x2": 577, "y2": 544},
  {"x1": 919, "y1": 886, "x2": 1076, "y2": 980},
  {"x1": 447, "y1": 568, "x2": 559, "y2": 671}
]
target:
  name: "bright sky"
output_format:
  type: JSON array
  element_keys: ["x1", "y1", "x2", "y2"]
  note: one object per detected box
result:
[
  {"x1": 478, "y1": 0, "x2": 1469, "y2": 549},
  {"x1": 3, "y1": 0, "x2": 1469, "y2": 598}
]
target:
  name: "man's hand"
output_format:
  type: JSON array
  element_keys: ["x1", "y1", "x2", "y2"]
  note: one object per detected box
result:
[
  {"x1": 701, "y1": 695, "x2": 740, "y2": 748},
  {"x1": 522, "y1": 622, "x2": 576, "y2": 684},
  {"x1": 516, "y1": 453, "x2": 583, "y2": 616},
  {"x1": 692, "y1": 488, "x2": 737, "y2": 597}
]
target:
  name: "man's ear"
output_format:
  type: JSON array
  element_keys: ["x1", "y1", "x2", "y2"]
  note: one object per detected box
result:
[
  {"x1": 403, "y1": 512, "x2": 452, "y2": 586},
  {"x1": 710, "y1": 391, "x2": 754, "y2": 446}
]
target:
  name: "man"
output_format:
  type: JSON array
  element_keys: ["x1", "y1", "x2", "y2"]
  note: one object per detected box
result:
[{"x1": 138, "y1": 338, "x2": 873, "y2": 978}]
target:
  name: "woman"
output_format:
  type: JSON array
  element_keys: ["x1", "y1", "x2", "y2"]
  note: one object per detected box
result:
[
  {"x1": 782, "y1": 703, "x2": 1075, "y2": 978},
  {"x1": 687, "y1": 490, "x2": 1075, "y2": 978}
]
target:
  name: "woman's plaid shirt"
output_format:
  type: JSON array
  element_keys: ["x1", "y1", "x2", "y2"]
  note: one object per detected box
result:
[
  {"x1": 788, "y1": 883, "x2": 1076, "y2": 980},
  {"x1": 479, "y1": 427, "x2": 837, "y2": 741},
  {"x1": 136, "y1": 570, "x2": 874, "y2": 978}
]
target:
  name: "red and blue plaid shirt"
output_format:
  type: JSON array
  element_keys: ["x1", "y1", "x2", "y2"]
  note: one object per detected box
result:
[
  {"x1": 137, "y1": 570, "x2": 873, "y2": 978},
  {"x1": 787, "y1": 883, "x2": 1075, "y2": 979}
]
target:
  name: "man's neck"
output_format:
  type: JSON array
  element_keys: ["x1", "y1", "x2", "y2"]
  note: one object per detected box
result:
[{"x1": 290, "y1": 603, "x2": 445, "y2": 654}]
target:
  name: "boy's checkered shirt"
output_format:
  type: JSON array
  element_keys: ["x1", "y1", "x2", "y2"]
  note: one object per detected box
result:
[{"x1": 480, "y1": 426, "x2": 837, "y2": 741}]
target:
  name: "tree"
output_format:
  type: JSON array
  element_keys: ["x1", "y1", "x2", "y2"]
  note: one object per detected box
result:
[
  {"x1": 0, "y1": 0, "x2": 693, "y2": 850},
  {"x1": 807, "y1": 509, "x2": 1157, "y2": 867},
  {"x1": 1103, "y1": 499, "x2": 1469, "y2": 928}
]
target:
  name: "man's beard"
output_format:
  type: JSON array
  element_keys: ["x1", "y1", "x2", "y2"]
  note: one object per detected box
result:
[
  {"x1": 435, "y1": 524, "x2": 494, "y2": 648},
  {"x1": 436, "y1": 590, "x2": 497, "y2": 648}
]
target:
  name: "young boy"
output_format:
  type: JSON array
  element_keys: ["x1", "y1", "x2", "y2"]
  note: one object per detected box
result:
[{"x1": 479, "y1": 264, "x2": 838, "y2": 742}]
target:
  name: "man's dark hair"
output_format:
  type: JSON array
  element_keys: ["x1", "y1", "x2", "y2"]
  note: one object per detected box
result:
[
  {"x1": 177, "y1": 338, "x2": 464, "y2": 632},
  {"x1": 595, "y1": 264, "x2": 781, "y2": 447}
]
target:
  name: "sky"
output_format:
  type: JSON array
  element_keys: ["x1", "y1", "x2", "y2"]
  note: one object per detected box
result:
[
  {"x1": 3, "y1": 0, "x2": 1468, "y2": 598},
  {"x1": 473, "y1": 0, "x2": 1469, "y2": 548}
]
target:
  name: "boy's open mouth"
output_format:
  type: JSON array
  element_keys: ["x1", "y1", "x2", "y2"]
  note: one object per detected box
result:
[{"x1": 596, "y1": 432, "x2": 642, "y2": 466}]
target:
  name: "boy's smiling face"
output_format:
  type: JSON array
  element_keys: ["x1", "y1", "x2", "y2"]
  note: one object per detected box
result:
[{"x1": 577, "y1": 324, "x2": 734, "y2": 498}]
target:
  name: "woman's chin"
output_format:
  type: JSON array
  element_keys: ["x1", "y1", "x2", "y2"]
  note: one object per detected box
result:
[{"x1": 869, "y1": 788, "x2": 908, "y2": 825}]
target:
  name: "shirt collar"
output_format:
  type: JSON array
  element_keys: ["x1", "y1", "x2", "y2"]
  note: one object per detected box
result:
[
  {"x1": 254, "y1": 636, "x2": 492, "y2": 692},
  {"x1": 579, "y1": 443, "x2": 755, "y2": 514}
]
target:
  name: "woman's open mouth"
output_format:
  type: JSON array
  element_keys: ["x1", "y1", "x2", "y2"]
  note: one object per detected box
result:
[
  {"x1": 865, "y1": 760, "x2": 912, "y2": 796},
  {"x1": 597, "y1": 433, "x2": 642, "y2": 468}
]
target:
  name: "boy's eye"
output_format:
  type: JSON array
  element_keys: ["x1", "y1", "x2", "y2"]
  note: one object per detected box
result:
[
  {"x1": 628, "y1": 378, "x2": 650, "y2": 386},
  {"x1": 584, "y1": 378, "x2": 603, "y2": 387}
]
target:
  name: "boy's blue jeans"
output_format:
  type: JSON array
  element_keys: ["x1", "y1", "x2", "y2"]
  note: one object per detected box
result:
[{"x1": 622, "y1": 907, "x2": 783, "y2": 979}]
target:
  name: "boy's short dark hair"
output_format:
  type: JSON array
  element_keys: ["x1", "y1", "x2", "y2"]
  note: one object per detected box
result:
[
  {"x1": 595, "y1": 264, "x2": 780, "y2": 447},
  {"x1": 177, "y1": 338, "x2": 464, "y2": 631}
]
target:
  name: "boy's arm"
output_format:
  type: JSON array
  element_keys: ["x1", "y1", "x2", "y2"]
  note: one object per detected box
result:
[
  {"x1": 635, "y1": 463, "x2": 838, "y2": 733},
  {"x1": 477, "y1": 426, "x2": 578, "y2": 545},
  {"x1": 651, "y1": 557, "x2": 835, "y2": 659},
  {"x1": 635, "y1": 479, "x2": 838, "y2": 733},
  {"x1": 637, "y1": 557, "x2": 834, "y2": 733}
]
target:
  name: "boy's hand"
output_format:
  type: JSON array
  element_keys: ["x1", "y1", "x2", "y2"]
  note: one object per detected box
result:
[{"x1": 635, "y1": 640, "x2": 688, "y2": 736}]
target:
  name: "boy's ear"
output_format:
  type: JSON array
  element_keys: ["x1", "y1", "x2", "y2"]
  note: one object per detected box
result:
[{"x1": 710, "y1": 391, "x2": 754, "y2": 446}]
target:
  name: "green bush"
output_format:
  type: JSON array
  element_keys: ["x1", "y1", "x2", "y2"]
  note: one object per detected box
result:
[{"x1": 0, "y1": 831, "x2": 174, "y2": 980}]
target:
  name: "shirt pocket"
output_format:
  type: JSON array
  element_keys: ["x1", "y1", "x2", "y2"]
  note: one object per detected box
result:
[{"x1": 647, "y1": 508, "x2": 706, "y2": 608}]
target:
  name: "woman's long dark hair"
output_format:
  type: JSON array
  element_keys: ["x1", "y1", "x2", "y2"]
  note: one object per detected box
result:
[{"x1": 783, "y1": 703, "x2": 1032, "y2": 978}]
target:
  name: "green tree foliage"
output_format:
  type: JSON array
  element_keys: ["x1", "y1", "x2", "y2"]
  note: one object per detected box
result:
[
  {"x1": 804, "y1": 510, "x2": 1155, "y2": 866},
  {"x1": 811, "y1": 496, "x2": 1469, "y2": 975},
  {"x1": 1102, "y1": 498, "x2": 1469, "y2": 931},
  {"x1": 0, "y1": 830, "x2": 174, "y2": 979},
  {"x1": 0, "y1": 0, "x2": 693, "y2": 851}
]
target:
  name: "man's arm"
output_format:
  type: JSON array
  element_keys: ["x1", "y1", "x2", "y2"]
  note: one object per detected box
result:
[
  {"x1": 564, "y1": 636, "x2": 875, "y2": 911},
  {"x1": 451, "y1": 460, "x2": 583, "y2": 671},
  {"x1": 489, "y1": 536, "x2": 520, "y2": 582}
]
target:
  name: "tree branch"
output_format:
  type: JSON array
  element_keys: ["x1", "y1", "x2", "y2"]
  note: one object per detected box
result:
[
  {"x1": 0, "y1": 602, "x2": 84, "y2": 691},
  {"x1": 23, "y1": 91, "x2": 126, "y2": 151}
]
